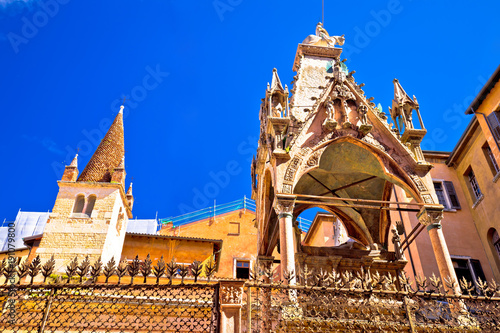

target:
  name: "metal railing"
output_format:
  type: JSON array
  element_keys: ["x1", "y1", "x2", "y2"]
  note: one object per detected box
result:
[{"x1": 160, "y1": 197, "x2": 256, "y2": 229}]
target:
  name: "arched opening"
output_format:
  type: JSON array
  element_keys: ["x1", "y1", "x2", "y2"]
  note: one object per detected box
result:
[
  {"x1": 294, "y1": 139, "x2": 420, "y2": 249},
  {"x1": 488, "y1": 228, "x2": 500, "y2": 268},
  {"x1": 259, "y1": 170, "x2": 278, "y2": 256},
  {"x1": 85, "y1": 195, "x2": 96, "y2": 217},
  {"x1": 73, "y1": 194, "x2": 85, "y2": 214},
  {"x1": 297, "y1": 207, "x2": 354, "y2": 248}
]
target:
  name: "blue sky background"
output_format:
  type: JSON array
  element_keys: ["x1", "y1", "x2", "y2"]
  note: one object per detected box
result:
[{"x1": 0, "y1": 0, "x2": 498, "y2": 222}]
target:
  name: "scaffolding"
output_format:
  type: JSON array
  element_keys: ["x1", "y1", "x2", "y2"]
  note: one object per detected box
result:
[
  {"x1": 159, "y1": 197, "x2": 256, "y2": 230},
  {"x1": 159, "y1": 197, "x2": 313, "y2": 233}
]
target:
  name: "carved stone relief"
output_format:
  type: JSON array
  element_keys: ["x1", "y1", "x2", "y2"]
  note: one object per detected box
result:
[
  {"x1": 275, "y1": 198, "x2": 296, "y2": 216},
  {"x1": 307, "y1": 151, "x2": 320, "y2": 167},
  {"x1": 409, "y1": 174, "x2": 427, "y2": 192},
  {"x1": 220, "y1": 285, "x2": 243, "y2": 305},
  {"x1": 284, "y1": 157, "x2": 302, "y2": 182}
]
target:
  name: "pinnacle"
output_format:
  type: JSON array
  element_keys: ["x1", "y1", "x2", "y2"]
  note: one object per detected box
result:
[
  {"x1": 77, "y1": 111, "x2": 125, "y2": 182},
  {"x1": 69, "y1": 154, "x2": 78, "y2": 167}
]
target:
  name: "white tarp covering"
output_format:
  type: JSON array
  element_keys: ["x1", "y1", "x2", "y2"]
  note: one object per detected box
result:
[
  {"x1": 126, "y1": 219, "x2": 158, "y2": 235},
  {"x1": 0, "y1": 211, "x2": 49, "y2": 252}
]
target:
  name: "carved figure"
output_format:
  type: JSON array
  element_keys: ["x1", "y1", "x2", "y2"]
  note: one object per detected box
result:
[
  {"x1": 272, "y1": 103, "x2": 283, "y2": 118},
  {"x1": 315, "y1": 23, "x2": 345, "y2": 47},
  {"x1": 325, "y1": 96, "x2": 335, "y2": 120},
  {"x1": 391, "y1": 226, "x2": 406, "y2": 260},
  {"x1": 358, "y1": 105, "x2": 368, "y2": 125},
  {"x1": 302, "y1": 23, "x2": 345, "y2": 47}
]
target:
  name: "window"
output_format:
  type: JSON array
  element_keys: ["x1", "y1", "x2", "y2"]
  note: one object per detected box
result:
[
  {"x1": 235, "y1": 260, "x2": 250, "y2": 279},
  {"x1": 452, "y1": 257, "x2": 486, "y2": 294},
  {"x1": 433, "y1": 181, "x2": 461, "y2": 210},
  {"x1": 487, "y1": 110, "x2": 500, "y2": 143},
  {"x1": 482, "y1": 143, "x2": 500, "y2": 176},
  {"x1": 85, "y1": 195, "x2": 96, "y2": 217},
  {"x1": 492, "y1": 229, "x2": 500, "y2": 260},
  {"x1": 228, "y1": 222, "x2": 240, "y2": 236},
  {"x1": 467, "y1": 169, "x2": 482, "y2": 202},
  {"x1": 73, "y1": 194, "x2": 85, "y2": 214},
  {"x1": 72, "y1": 194, "x2": 96, "y2": 218}
]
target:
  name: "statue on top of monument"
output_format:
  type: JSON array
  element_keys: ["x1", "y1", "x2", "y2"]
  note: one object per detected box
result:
[{"x1": 303, "y1": 22, "x2": 345, "y2": 47}]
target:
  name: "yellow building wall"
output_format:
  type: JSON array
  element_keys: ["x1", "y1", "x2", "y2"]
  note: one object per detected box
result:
[
  {"x1": 159, "y1": 209, "x2": 258, "y2": 279},
  {"x1": 121, "y1": 234, "x2": 215, "y2": 266},
  {"x1": 451, "y1": 127, "x2": 500, "y2": 280},
  {"x1": 407, "y1": 158, "x2": 495, "y2": 281}
]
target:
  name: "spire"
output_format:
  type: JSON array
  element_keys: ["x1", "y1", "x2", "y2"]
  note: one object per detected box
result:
[
  {"x1": 270, "y1": 68, "x2": 285, "y2": 93},
  {"x1": 69, "y1": 154, "x2": 78, "y2": 167},
  {"x1": 77, "y1": 108, "x2": 125, "y2": 183},
  {"x1": 127, "y1": 182, "x2": 133, "y2": 195},
  {"x1": 393, "y1": 79, "x2": 418, "y2": 108},
  {"x1": 61, "y1": 153, "x2": 79, "y2": 182}
]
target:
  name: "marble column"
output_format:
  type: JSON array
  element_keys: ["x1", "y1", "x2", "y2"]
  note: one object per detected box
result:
[
  {"x1": 275, "y1": 196, "x2": 296, "y2": 285},
  {"x1": 417, "y1": 206, "x2": 461, "y2": 294}
]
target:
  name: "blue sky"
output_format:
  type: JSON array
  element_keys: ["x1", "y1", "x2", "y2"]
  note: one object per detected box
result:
[{"x1": 0, "y1": 0, "x2": 498, "y2": 222}]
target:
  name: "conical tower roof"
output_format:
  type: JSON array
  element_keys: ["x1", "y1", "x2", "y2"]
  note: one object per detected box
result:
[{"x1": 77, "y1": 108, "x2": 125, "y2": 182}]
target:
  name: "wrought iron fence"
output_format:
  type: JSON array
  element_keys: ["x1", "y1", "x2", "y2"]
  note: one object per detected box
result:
[
  {"x1": 242, "y1": 267, "x2": 500, "y2": 332},
  {"x1": 0, "y1": 254, "x2": 220, "y2": 332},
  {"x1": 1, "y1": 254, "x2": 500, "y2": 332}
]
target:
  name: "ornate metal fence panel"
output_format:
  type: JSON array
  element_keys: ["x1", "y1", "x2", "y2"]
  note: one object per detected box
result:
[
  {"x1": 241, "y1": 267, "x2": 500, "y2": 333},
  {"x1": 0, "y1": 284, "x2": 219, "y2": 333}
]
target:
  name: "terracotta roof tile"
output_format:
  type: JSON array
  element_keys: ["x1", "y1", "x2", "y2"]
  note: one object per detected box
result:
[{"x1": 77, "y1": 111, "x2": 125, "y2": 182}]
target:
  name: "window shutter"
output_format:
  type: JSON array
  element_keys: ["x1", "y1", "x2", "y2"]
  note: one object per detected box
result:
[
  {"x1": 444, "y1": 181, "x2": 461, "y2": 210},
  {"x1": 487, "y1": 111, "x2": 500, "y2": 142}
]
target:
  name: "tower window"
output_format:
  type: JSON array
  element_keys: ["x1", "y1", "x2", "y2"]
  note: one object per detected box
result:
[
  {"x1": 235, "y1": 260, "x2": 250, "y2": 279},
  {"x1": 73, "y1": 195, "x2": 85, "y2": 214},
  {"x1": 85, "y1": 195, "x2": 96, "y2": 217}
]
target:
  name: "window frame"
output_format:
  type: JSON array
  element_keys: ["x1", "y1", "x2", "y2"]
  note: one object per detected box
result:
[
  {"x1": 227, "y1": 222, "x2": 241, "y2": 236},
  {"x1": 482, "y1": 143, "x2": 500, "y2": 180},
  {"x1": 464, "y1": 168, "x2": 483, "y2": 207},
  {"x1": 432, "y1": 180, "x2": 460, "y2": 211},
  {"x1": 451, "y1": 255, "x2": 486, "y2": 294},
  {"x1": 492, "y1": 229, "x2": 500, "y2": 260},
  {"x1": 233, "y1": 258, "x2": 251, "y2": 279}
]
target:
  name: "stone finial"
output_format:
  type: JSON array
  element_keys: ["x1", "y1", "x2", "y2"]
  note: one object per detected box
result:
[
  {"x1": 126, "y1": 182, "x2": 134, "y2": 210},
  {"x1": 69, "y1": 154, "x2": 78, "y2": 167},
  {"x1": 61, "y1": 153, "x2": 79, "y2": 182},
  {"x1": 271, "y1": 68, "x2": 285, "y2": 93}
]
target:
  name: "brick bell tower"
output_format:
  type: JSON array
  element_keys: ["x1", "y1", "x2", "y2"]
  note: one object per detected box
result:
[{"x1": 36, "y1": 105, "x2": 134, "y2": 271}]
